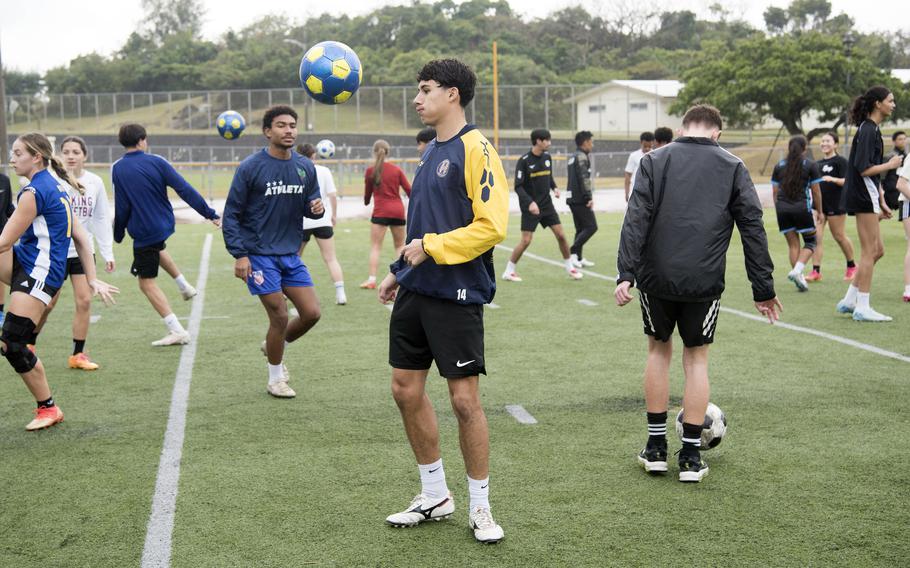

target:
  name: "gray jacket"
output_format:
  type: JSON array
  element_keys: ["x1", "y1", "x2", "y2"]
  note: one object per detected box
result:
[{"x1": 617, "y1": 137, "x2": 775, "y2": 302}]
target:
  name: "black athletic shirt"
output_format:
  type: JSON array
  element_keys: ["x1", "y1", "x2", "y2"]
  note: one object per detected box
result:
[
  {"x1": 845, "y1": 121, "x2": 883, "y2": 199},
  {"x1": 514, "y1": 151, "x2": 557, "y2": 215},
  {"x1": 816, "y1": 155, "x2": 847, "y2": 195},
  {"x1": 771, "y1": 158, "x2": 822, "y2": 211}
]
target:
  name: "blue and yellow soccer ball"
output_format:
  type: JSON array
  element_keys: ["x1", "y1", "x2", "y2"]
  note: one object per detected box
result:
[
  {"x1": 216, "y1": 110, "x2": 246, "y2": 140},
  {"x1": 299, "y1": 41, "x2": 363, "y2": 105}
]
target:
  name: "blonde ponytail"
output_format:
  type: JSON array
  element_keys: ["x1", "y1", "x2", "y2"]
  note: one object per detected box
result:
[
  {"x1": 372, "y1": 139, "x2": 391, "y2": 187},
  {"x1": 17, "y1": 132, "x2": 85, "y2": 194}
]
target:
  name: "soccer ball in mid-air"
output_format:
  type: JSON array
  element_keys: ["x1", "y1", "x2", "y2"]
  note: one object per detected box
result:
[
  {"x1": 299, "y1": 41, "x2": 363, "y2": 105},
  {"x1": 216, "y1": 110, "x2": 246, "y2": 140},
  {"x1": 316, "y1": 139, "x2": 335, "y2": 159},
  {"x1": 676, "y1": 403, "x2": 727, "y2": 450}
]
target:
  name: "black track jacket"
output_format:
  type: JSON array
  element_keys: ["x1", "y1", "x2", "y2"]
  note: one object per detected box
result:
[{"x1": 617, "y1": 137, "x2": 775, "y2": 303}]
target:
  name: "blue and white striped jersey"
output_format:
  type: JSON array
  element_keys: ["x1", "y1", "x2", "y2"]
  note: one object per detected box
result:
[{"x1": 14, "y1": 169, "x2": 73, "y2": 289}]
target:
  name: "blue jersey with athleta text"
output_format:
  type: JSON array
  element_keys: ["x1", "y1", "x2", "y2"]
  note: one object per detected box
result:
[
  {"x1": 390, "y1": 124, "x2": 509, "y2": 305},
  {"x1": 14, "y1": 169, "x2": 73, "y2": 289},
  {"x1": 222, "y1": 149, "x2": 323, "y2": 258}
]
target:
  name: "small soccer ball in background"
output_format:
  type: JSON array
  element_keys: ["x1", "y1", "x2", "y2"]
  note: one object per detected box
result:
[
  {"x1": 299, "y1": 41, "x2": 363, "y2": 105},
  {"x1": 316, "y1": 139, "x2": 335, "y2": 159},
  {"x1": 216, "y1": 110, "x2": 246, "y2": 140},
  {"x1": 676, "y1": 402, "x2": 727, "y2": 450}
]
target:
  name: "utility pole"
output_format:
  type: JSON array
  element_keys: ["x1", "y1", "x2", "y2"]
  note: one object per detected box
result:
[{"x1": 0, "y1": 30, "x2": 9, "y2": 176}]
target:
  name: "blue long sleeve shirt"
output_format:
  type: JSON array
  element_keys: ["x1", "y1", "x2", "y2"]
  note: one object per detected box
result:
[
  {"x1": 222, "y1": 149, "x2": 322, "y2": 258},
  {"x1": 111, "y1": 151, "x2": 218, "y2": 247}
]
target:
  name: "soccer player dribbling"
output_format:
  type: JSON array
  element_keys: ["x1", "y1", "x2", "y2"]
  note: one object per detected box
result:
[
  {"x1": 0, "y1": 133, "x2": 118, "y2": 430},
  {"x1": 615, "y1": 105, "x2": 780, "y2": 482},
  {"x1": 222, "y1": 105, "x2": 325, "y2": 399},
  {"x1": 378, "y1": 59, "x2": 508, "y2": 543}
]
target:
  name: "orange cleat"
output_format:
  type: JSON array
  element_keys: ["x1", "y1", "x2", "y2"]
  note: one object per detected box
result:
[
  {"x1": 805, "y1": 270, "x2": 822, "y2": 282},
  {"x1": 360, "y1": 279, "x2": 377, "y2": 289},
  {"x1": 26, "y1": 405, "x2": 64, "y2": 431},
  {"x1": 844, "y1": 266, "x2": 857, "y2": 280},
  {"x1": 68, "y1": 353, "x2": 99, "y2": 371}
]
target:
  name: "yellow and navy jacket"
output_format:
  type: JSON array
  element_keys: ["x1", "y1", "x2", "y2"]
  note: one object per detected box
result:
[{"x1": 390, "y1": 124, "x2": 508, "y2": 305}]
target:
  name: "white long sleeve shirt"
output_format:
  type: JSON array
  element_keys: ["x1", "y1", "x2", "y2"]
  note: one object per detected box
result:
[{"x1": 66, "y1": 170, "x2": 115, "y2": 262}]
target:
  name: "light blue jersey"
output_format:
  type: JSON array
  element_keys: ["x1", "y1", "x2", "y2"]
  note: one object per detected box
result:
[{"x1": 14, "y1": 169, "x2": 73, "y2": 289}]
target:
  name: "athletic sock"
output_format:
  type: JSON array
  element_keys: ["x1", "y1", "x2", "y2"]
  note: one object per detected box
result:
[
  {"x1": 813, "y1": 265, "x2": 821, "y2": 273},
  {"x1": 856, "y1": 292, "x2": 871, "y2": 311},
  {"x1": 174, "y1": 274, "x2": 190, "y2": 292},
  {"x1": 564, "y1": 258, "x2": 574, "y2": 271},
  {"x1": 646, "y1": 411, "x2": 668, "y2": 445},
  {"x1": 163, "y1": 313, "x2": 186, "y2": 334},
  {"x1": 681, "y1": 422, "x2": 703, "y2": 453},
  {"x1": 904, "y1": 285, "x2": 910, "y2": 296},
  {"x1": 468, "y1": 476, "x2": 490, "y2": 510},
  {"x1": 793, "y1": 261, "x2": 806, "y2": 274},
  {"x1": 334, "y1": 281, "x2": 345, "y2": 289},
  {"x1": 366, "y1": 275, "x2": 376, "y2": 284},
  {"x1": 37, "y1": 397, "x2": 55, "y2": 409},
  {"x1": 843, "y1": 284, "x2": 859, "y2": 305},
  {"x1": 267, "y1": 363, "x2": 285, "y2": 385},
  {"x1": 0, "y1": 303, "x2": 4, "y2": 313},
  {"x1": 417, "y1": 459, "x2": 449, "y2": 501},
  {"x1": 847, "y1": 260, "x2": 856, "y2": 268},
  {"x1": 73, "y1": 339, "x2": 86, "y2": 355},
  {"x1": 570, "y1": 253, "x2": 579, "y2": 264},
  {"x1": 505, "y1": 260, "x2": 517, "y2": 274}
]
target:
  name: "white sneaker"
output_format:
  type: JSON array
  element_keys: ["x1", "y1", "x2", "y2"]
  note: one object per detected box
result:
[
  {"x1": 852, "y1": 307, "x2": 893, "y2": 322},
  {"x1": 386, "y1": 493, "x2": 454, "y2": 527},
  {"x1": 836, "y1": 299, "x2": 855, "y2": 314},
  {"x1": 336, "y1": 288, "x2": 347, "y2": 305},
  {"x1": 151, "y1": 330, "x2": 190, "y2": 346},
  {"x1": 567, "y1": 268, "x2": 583, "y2": 280},
  {"x1": 469, "y1": 506, "x2": 504, "y2": 543},
  {"x1": 501, "y1": 271, "x2": 523, "y2": 282},
  {"x1": 569, "y1": 254, "x2": 582, "y2": 269},
  {"x1": 579, "y1": 258, "x2": 595, "y2": 267},
  {"x1": 267, "y1": 380, "x2": 296, "y2": 398},
  {"x1": 788, "y1": 269, "x2": 808, "y2": 292},
  {"x1": 181, "y1": 284, "x2": 198, "y2": 301}
]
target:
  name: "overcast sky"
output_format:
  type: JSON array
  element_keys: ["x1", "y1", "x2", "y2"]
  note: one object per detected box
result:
[{"x1": 2, "y1": 0, "x2": 908, "y2": 73}]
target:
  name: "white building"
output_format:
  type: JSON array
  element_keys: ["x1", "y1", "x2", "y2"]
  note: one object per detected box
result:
[{"x1": 565, "y1": 80, "x2": 683, "y2": 136}]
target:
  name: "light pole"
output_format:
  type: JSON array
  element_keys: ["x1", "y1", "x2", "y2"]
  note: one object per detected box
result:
[
  {"x1": 843, "y1": 31, "x2": 856, "y2": 152},
  {"x1": 284, "y1": 37, "x2": 311, "y2": 131}
]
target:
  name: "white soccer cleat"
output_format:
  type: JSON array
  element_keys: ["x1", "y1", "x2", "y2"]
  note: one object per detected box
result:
[
  {"x1": 569, "y1": 254, "x2": 582, "y2": 269},
  {"x1": 567, "y1": 268, "x2": 583, "y2": 280},
  {"x1": 267, "y1": 380, "x2": 296, "y2": 398},
  {"x1": 385, "y1": 493, "x2": 454, "y2": 527},
  {"x1": 787, "y1": 269, "x2": 808, "y2": 292},
  {"x1": 852, "y1": 307, "x2": 893, "y2": 322},
  {"x1": 501, "y1": 271, "x2": 523, "y2": 282},
  {"x1": 579, "y1": 258, "x2": 595, "y2": 267},
  {"x1": 151, "y1": 330, "x2": 191, "y2": 346},
  {"x1": 469, "y1": 506, "x2": 504, "y2": 544},
  {"x1": 181, "y1": 284, "x2": 198, "y2": 301},
  {"x1": 836, "y1": 300, "x2": 855, "y2": 314}
]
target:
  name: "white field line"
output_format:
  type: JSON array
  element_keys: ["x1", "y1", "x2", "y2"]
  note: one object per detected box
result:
[
  {"x1": 141, "y1": 233, "x2": 213, "y2": 568},
  {"x1": 486, "y1": 302, "x2": 500, "y2": 309},
  {"x1": 505, "y1": 404, "x2": 538, "y2": 424},
  {"x1": 577, "y1": 299, "x2": 599, "y2": 306},
  {"x1": 494, "y1": 244, "x2": 910, "y2": 364}
]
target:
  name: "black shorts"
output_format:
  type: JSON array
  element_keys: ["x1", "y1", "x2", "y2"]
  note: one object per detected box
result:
[
  {"x1": 389, "y1": 287, "x2": 485, "y2": 378},
  {"x1": 820, "y1": 188, "x2": 845, "y2": 216},
  {"x1": 639, "y1": 291, "x2": 720, "y2": 348},
  {"x1": 899, "y1": 201, "x2": 910, "y2": 222},
  {"x1": 302, "y1": 226, "x2": 334, "y2": 242},
  {"x1": 371, "y1": 216, "x2": 406, "y2": 226},
  {"x1": 131, "y1": 241, "x2": 166, "y2": 278},
  {"x1": 775, "y1": 204, "x2": 815, "y2": 234},
  {"x1": 64, "y1": 254, "x2": 96, "y2": 279},
  {"x1": 845, "y1": 180, "x2": 880, "y2": 215},
  {"x1": 520, "y1": 200, "x2": 560, "y2": 232},
  {"x1": 10, "y1": 250, "x2": 60, "y2": 305}
]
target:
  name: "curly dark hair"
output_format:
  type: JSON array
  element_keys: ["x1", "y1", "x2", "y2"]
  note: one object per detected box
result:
[
  {"x1": 417, "y1": 59, "x2": 476, "y2": 108},
  {"x1": 262, "y1": 105, "x2": 298, "y2": 130}
]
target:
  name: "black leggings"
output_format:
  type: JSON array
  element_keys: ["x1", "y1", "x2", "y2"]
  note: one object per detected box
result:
[{"x1": 569, "y1": 203, "x2": 598, "y2": 258}]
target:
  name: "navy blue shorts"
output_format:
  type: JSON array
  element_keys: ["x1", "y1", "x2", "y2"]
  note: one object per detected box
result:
[{"x1": 246, "y1": 254, "x2": 313, "y2": 296}]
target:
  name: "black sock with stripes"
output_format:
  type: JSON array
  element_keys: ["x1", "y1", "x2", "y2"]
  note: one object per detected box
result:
[
  {"x1": 646, "y1": 411, "x2": 668, "y2": 447},
  {"x1": 73, "y1": 339, "x2": 86, "y2": 355},
  {"x1": 847, "y1": 260, "x2": 856, "y2": 268},
  {"x1": 37, "y1": 397, "x2": 55, "y2": 409},
  {"x1": 681, "y1": 422, "x2": 703, "y2": 455},
  {"x1": 813, "y1": 265, "x2": 821, "y2": 273}
]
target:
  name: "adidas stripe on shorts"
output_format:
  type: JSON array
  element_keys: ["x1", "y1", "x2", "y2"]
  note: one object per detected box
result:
[{"x1": 639, "y1": 292, "x2": 720, "y2": 347}]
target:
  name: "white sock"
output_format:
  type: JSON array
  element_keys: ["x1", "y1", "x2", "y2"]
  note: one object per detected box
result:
[
  {"x1": 793, "y1": 261, "x2": 806, "y2": 274},
  {"x1": 505, "y1": 261, "x2": 516, "y2": 274},
  {"x1": 468, "y1": 476, "x2": 490, "y2": 510},
  {"x1": 844, "y1": 284, "x2": 859, "y2": 305},
  {"x1": 564, "y1": 258, "x2": 574, "y2": 271},
  {"x1": 334, "y1": 281, "x2": 345, "y2": 289},
  {"x1": 856, "y1": 292, "x2": 871, "y2": 311},
  {"x1": 174, "y1": 274, "x2": 189, "y2": 292},
  {"x1": 163, "y1": 313, "x2": 185, "y2": 334},
  {"x1": 268, "y1": 363, "x2": 285, "y2": 385},
  {"x1": 904, "y1": 285, "x2": 910, "y2": 296},
  {"x1": 570, "y1": 253, "x2": 579, "y2": 264},
  {"x1": 366, "y1": 275, "x2": 376, "y2": 284},
  {"x1": 417, "y1": 459, "x2": 448, "y2": 501}
]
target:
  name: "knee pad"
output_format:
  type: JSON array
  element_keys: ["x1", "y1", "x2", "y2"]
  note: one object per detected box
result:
[
  {"x1": 802, "y1": 232, "x2": 817, "y2": 251},
  {"x1": 1, "y1": 313, "x2": 38, "y2": 373}
]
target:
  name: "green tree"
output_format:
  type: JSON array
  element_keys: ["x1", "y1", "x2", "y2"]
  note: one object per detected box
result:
[
  {"x1": 2, "y1": 70, "x2": 41, "y2": 95},
  {"x1": 141, "y1": 0, "x2": 206, "y2": 44}
]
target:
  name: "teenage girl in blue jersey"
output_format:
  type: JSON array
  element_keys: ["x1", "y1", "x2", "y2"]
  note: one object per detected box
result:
[{"x1": 0, "y1": 133, "x2": 118, "y2": 431}]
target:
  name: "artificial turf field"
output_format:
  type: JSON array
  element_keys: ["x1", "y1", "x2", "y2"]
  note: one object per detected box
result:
[{"x1": 1, "y1": 211, "x2": 908, "y2": 567}]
